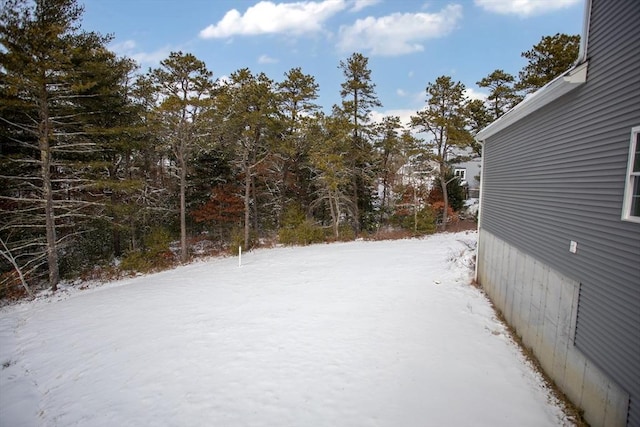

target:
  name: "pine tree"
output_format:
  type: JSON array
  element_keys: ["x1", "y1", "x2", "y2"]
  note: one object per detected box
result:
[
  {"x1": 214, "y1": 69, "x2": 277, "y2": 249},
  {"x1": 477, "y1": 69, "x2": 522, "y2": 119},
  {"x1": 274, "y1": 67, "x2": 320, "y2": 221},
  {"x1": 308, "y1": 111, "x2": 352, "y2": 238},
  {"x1": 0, "y1": 0, "x2": 124, "y2": 290},
  {"x1": 410, "y1": 76, "x2": 473, "y2": 230},
  {"x1": 372, "y1": 116, "x2": 418, "y2": 225},
  {"x1": 338, "y1": 53, "x2": 382, "y2": 233},
  {"x1": 112, "y1": 72, "x2": 177, "y2": 256},
  {"x1": 147, "y1": 52, "x2": 214, "y2": 263},
  {"x1": 516, "y1": 33, "x2": 580, "y2": 94},
  {"x1": 466, "y1": 99, "x2": 492, "y2": 155}
]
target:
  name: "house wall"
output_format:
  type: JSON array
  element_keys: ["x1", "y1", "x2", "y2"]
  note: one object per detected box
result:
[
  {"x1": 477, "y1": 1, "x2": 640, "y2": 425},
  {"x1": 455, "y1": 156, "x2": 482, "y2": 197},
  {"x1": 477, "y1": 229, "x2": 629, "y2": 426}
]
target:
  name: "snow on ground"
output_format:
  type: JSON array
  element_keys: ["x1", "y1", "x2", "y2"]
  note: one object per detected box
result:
[
  {"x1": 463, "y1": 198, "x2": 479, "y2": 218},
  {"x1": 0, "y1": 231, "x2": 572, "y2": 427}
]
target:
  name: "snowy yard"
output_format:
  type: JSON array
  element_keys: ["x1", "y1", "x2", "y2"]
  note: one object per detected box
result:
[{"x1": 0, "y1": 231, "x2": 572, "y2": 426}]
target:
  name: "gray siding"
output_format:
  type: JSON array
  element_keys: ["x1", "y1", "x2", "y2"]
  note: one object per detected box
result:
[{"x1": 480, "y1": 0, "x2": 640, "y2": 424}]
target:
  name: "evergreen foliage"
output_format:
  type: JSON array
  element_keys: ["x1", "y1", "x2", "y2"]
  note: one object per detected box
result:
[
  {"x1": 278, "y1": 205, "x2": 325, "y2": 246},
  {"x1": 147, "y1": 51, "x2": 215, "y2": 263},
  {"x1": 338, "y1": 53, "x2": 382, "y2": 234},
  {"x1": 410, "y1": 76, "x2": 474, "y2": 230},
  {"x1": 403, "y1": 207, "x2": 436, "y2": 236},
  {"x1": 0, "y1": 1, "x2": 577, "y2": 291},
  {"x1": 390, "y1": 183, "x2": 436, "y2": 236},
  {"x1": 0, "y1": 0, "x2": 129, "y2": 290},
  {"x1": 120, "y1": 227, "x2": 176, "y2": 273},
  {"x1": 516, "y1": 33, "x2": 580, "y2": 94},
  {"x1": 428, "y1": 171, "x2": 466, "y2": 212},
  {"x1": 477, "y1": 69, "x2": 522, "y2": 119}
]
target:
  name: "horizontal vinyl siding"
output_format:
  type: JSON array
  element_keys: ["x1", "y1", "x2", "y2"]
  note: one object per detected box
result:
[{"x1": 480, "y1": 1, "x2": 640, "y2": 423}]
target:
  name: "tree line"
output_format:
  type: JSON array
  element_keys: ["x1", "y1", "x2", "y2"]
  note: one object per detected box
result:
[{"x1": 0, "y1": 0, "x2": 580, "y2": 295}]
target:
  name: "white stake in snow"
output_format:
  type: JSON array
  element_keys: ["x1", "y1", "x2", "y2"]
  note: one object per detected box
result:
[{"x1": 238, "y1": 246, "x2": 242, "y2": 267}]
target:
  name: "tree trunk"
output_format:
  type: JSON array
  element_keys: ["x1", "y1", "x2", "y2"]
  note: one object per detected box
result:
[
  {"x1": 413, "y1": 185, "x2": 418, "y2": 233},
  {"x1": 352, "y1": 106, "x2": 360, "y2": 235},
  {"x1": 39, "y1": 94, "x2": 59, "y2": 291},
  {"x1": 278, "y1": 164, "x2": 290, "y2": 229},
  {"x1": 250, "y1": 173, "x2": 258, "y2": 238},
  {"x1": 180, "y1": 154, "x2": 188, "y2": 263},
  {"x1": 243, "y1": 149, "x2": 251, "y2": 250},
  {"x1": 113, "y1": 228, "x2": 122, "y2": 257},
  {"x1": 130, "y1": 216, "x2": 138, "y2": 252},
  {"x1": 440, "y1": 173, "x2": 449, "y2": 231},
  {"x1": 0, "y1": 238, "x2": 34, "y2": 298},
  {"x1": 381, "y1": 166, "x2": 389, "y2": 224},
  {"x1": 112, "y1": 193, "x2": 122, "y2": 257},
  {"x1": 352, "y1": 177, "x2": 360, "y2": 234},
  {"x1": 328, "y1": 189, "x2": 339, "y2": 238}
]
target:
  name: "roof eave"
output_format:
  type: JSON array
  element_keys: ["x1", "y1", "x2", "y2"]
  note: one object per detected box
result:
[
  {"x1": 476, "y1": 61, "x2": 588, "y2": 142},
  {"x1": 476, "y1": 0, "x2": 592, "y2": 143}
]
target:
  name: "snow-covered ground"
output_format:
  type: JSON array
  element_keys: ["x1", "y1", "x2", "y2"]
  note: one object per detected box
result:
[{"x1": 0, "y1": 231, "x2": 573, "y2": 426}]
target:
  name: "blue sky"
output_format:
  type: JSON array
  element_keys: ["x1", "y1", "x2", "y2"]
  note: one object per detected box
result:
[{"x1": 80, "y1": 0, "x2": 585, "y2": 122}]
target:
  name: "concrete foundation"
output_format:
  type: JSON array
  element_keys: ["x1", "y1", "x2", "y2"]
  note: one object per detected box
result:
[{"x1": 476, "y1": 228, "x2": 629, "y2": 427}]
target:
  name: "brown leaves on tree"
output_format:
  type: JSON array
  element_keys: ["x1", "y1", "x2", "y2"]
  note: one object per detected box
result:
[
  {"x1": 192, "y1": 184, "x2": 244, "y2": 226},
  {"x1": 428, "y1": 186, "x2": 458, "y2": 224}
]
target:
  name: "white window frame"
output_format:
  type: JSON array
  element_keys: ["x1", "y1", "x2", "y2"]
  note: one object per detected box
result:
[
  {"x1": 454, "y1": 168, "x2": 466, "y2": 180},
  {"x1": 622, "y1": 126, "x2": 640, "y2": 223}
]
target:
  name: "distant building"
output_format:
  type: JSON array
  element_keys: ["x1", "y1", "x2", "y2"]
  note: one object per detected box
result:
[
  {"x1": 475, "y1": 1, "x2": 639, "y2": 426},
  {"x1": 452, "y1": 154, "x2": 481, "y2": 199}
]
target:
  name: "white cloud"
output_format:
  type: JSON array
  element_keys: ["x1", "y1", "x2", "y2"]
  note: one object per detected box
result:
[
  {"x1": 350, "y1": 0, "x2": 380, "y2": 12},
  {"x1": 258, "y1": 54, "x2": 279, "y2": 64},
  {"x1": 465, "y1": 87, "x2": 488, "y2": 101},
  {"x1": 109, "y1": 39, "x2": 171, "y2": 67},
  {"x1": 474, "y1": 0, "x2": 581, "y2": 17},
  {"x1": 370, "y1": 109, "x2": 416, "y2": 126},
  {"x1": 130, "y1": 49, "x2": 174, "y2": 67},
  {"x1": 199, "y1": 0, "x2": 347, "y2": 39},
  {"x1": 396, "y1": 89, "x2": 408, "y2": 97},
  {"x1": 413, "y1": 89, "x2": 427, "y2": 104},
  {"x1": 216, "y1": 75, "x2": 232, "y2": 86},
  {"x1": 111, "y1": 40, "x2": 137, "y2": 52},
  {"x1": 337, "y1": 4, "x2": 463, "y2": 56},
  {"x1": 407, "y1": 87, "x2": 487, "y2": 105}
]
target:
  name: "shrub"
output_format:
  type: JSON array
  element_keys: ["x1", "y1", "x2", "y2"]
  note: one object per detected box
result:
[
  {"x1": 120, "y1": 227, "x2": 176, "y2": 273},
  {"x1": 337, "y1": 224, "x2": 355, "y2": 241},
  {"x1": 228, "y1": 227, "x2": 248, "y2": 255},
  {"x1": 401, "y1": 206, "x2": 437, "y2": 236},
  {"x1": 365, "y1": 227, "x2": 414, "y2": 241},
  {"x1": 144, "y1": 227, "x2": 173, "y2": 251},
  {"x1": 59, "y1": 222, "x2": 114, "y2": 280},
  {"x1": 431, "y1": 201, "x2": 459, "y2": 226},
  {"x1": 0, "y1": 271, "x2": 28, "y2": 301},
  {"x1": 278, "y1": 205, "x2": 324, "y2": 246},
  {"x1": 428, "y1": 172, "x2": 466, "y2": 212}
]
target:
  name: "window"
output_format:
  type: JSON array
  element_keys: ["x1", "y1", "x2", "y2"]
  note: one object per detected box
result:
[
  {"x1": 622, "y1": 126, "x2": 640, "y2": 222},
  {"x1": 454, "y1": 168, "x2": 466, "y2": 180}
]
